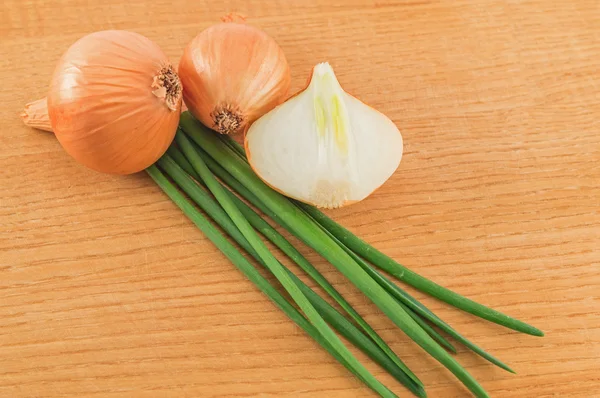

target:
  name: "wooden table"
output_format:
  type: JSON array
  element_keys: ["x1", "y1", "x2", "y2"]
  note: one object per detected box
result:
[{"x1": 2, "y1": 1, "x2": 599, "y2": 397}]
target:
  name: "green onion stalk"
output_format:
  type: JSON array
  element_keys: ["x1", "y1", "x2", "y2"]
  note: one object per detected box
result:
[
  {"x1": 192, "y1": 139, "x2": 514, "y2": 373},
  {"x1": 174, "y1": 131, "x2": 397, "y2": 397},
  {"x1": 147, "y1": 166, "x2": 396, "y2": 397},
  {"x1": 164, "y1": 146, "x2": 423, "y2": 389},
  {"x1": 145, "y1": 111, "x2": 542, "y2": 397},
  {"x1": 212, "y1": 129, "x2": 532, "y2": 375},
  {"x1": 181, "y1": 111, "x2": 543, "y2": 394},
  {"x1": 214, "y1": 119, "x2": 542, "y2": 338},
  {"x1": 179, "y1": 114, "x2": 490, "y2": 397},
  {"x1": 156, "y1": 153, "x2": 425, "y2": 397}
]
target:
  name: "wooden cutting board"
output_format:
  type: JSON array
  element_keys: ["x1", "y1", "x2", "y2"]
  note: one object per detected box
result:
[{"x1": 1, "y1": 1, "x2": 598, "y2": 397}]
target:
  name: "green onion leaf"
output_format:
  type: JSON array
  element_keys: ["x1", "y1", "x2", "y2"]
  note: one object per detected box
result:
[
  {"x1": 359, "y1": 267, "x2": 516, "y2": 374},
  {"x1": 300, "y1": 208, "x2": 514, "y2": 374},
  {"x1": 146, "y1": 165, "x2": 397, "y2": 395},
  {"x1": 295, "y1": 201, "x2": 543, "y2": 337},
  {"x1": 159, "y1": 154, "x2": 425, "y2": 396},
  {"x1": 180, "y1": 113, "x2": 490, "y2": 398},
  {"x1": 166, "y1": 144, "x2": 422, "y2": 388},
  {"x1": 216, "y1": 119, "x2": 542, "y2": 338},
  {"x1": 175, "y1": 131, "x2": 396, "y2": 398}
]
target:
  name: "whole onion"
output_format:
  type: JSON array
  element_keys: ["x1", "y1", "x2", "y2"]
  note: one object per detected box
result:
[
  {"x1": 22, "y1": 30, "x2": 182, "y2": 174},
  {"x1": 178, "y1": 18, "x2": 291, "y2": 135}
]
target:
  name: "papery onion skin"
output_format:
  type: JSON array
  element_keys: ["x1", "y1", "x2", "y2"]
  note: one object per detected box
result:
[
  {"x1": 179, "y1": 21, "x2": 290, "y2": 135},
  {"x1": 47, "y1": 30, "x2": 182, "y2": 175}
]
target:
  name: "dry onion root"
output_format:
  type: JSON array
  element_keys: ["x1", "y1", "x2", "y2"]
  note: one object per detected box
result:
[
  {"x1": 245, "y1": 62, "x2": 403, "y2": 208},
  {"x1": 178, "y1": 17, "x2": 291, "y2": 135},
  {"x1": 22, "y1": 30, "x2": 182, "y2": 174}
]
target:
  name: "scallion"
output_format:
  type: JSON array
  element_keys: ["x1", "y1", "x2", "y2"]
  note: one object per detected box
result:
[
  {"x1": 180, "y1": 112, "x2": 490, "y2": 398},
  {"x1": 175, "y1": 130, "x2": 397, "y2": 397}
]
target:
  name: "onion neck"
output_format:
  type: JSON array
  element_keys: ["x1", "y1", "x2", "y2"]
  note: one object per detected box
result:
[
  {"x1": 221, "y1": 13, "x2": 247, "y2": 23},
  {"x1": 21, "y1": 98, "x2": 53, "y2": 132},
  {"x1": 152, "y1": 64, "x2": 182, "y2": 112}
]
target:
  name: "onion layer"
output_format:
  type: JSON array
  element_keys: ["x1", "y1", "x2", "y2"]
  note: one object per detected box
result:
[{"x1": 245, "y1": 63, "x2": 403, "y2": 209}]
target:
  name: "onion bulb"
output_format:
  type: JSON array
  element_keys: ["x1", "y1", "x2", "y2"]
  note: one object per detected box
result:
[
  {"x1": 22, "y1": 30, "x2": 182, "y2": 174},
  {"x1": 178, "y1": 18, "x2": 290, "y2": 135},
  {"x1": 245, "y1": 63, "x2": 403, "y2": 209}
]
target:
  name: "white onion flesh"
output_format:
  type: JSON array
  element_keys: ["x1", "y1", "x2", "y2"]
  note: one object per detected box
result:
[{"x1": 246, "y1": 62, "x2": 403, "y2": 208}]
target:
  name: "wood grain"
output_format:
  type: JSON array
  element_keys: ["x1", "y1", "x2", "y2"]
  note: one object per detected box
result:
[{"x1": 1, "y1": 0, "x2": 599, "y2": 396}]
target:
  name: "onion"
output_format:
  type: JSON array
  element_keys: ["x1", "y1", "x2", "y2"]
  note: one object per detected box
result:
[
  {"x1": 178, "y1": 17, "x2": 290, "y2": 135},
  {"x1": 245, "y1": 62, "x2": 403, "y2": 209},
  {"x1": 22, "y1": 30, "x2": 182, "y2": 174}
]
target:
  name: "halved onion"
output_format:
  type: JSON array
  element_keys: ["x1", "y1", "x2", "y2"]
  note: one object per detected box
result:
[{"x1": 245, "y1": 62, "x2": 403, "y2": 209}]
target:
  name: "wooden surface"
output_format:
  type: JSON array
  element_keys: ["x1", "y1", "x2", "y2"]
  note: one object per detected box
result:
[{"x1": 1, "y1": 1, "x2": 599, "y2": 397}]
